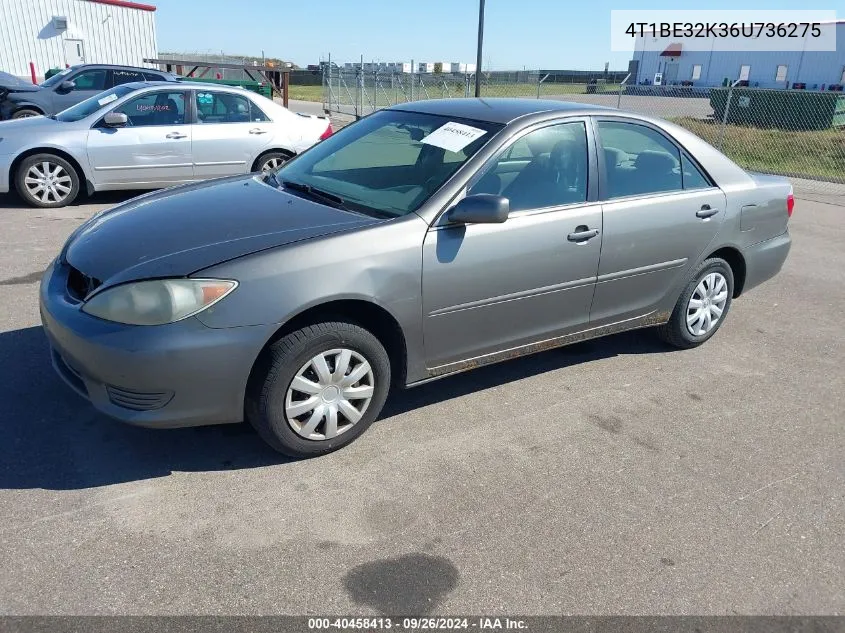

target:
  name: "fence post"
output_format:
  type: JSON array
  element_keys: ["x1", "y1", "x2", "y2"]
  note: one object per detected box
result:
[
  {"x1": 616, "y1": 73, "x2": 630, "y2": 109},
  {"x1": 410, "y1": 59, "x2": 415, "y2": 101},
  {"x1": 537, "y1": 70, "x2": 541, "y2": 99},
  {"x1": 356, "y1": 55, "x2": 363, "y2": 118},
  {"x1": 717, "y1": 80, "x2": 741, "y2": 151}
]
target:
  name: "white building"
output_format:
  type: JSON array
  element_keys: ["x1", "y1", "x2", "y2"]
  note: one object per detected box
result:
[{"x1": 0, "y1": 0, "x2": 158, "y2": 81}]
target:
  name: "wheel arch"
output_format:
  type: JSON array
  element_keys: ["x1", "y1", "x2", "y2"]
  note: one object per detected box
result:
[
  {"x1": 250, "y1": 148, "x2": 296, "y2": 172},
  {"x1": 246, "y1": 298, "x2": 408, "y2": 397},
  {"x1": 706, "y1": 246, "x2": 747, "y2": 297},
  {"x1": 10, "y1": 104, "x2": 45, "y2": 116},
  {"x1": 10, "y1": 147, "x2": 90, "y2": 195}
]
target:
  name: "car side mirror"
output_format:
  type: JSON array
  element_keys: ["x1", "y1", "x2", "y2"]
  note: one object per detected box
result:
[
  {"x1": 447, "y1": 194, "x2": 509, "y2": 225},
  {"x1": 103, "y1": 112, "x2": 128, "y2": 128},
  {"x1": 58, "y1": 80, "x2": 75, "y2": 93}
]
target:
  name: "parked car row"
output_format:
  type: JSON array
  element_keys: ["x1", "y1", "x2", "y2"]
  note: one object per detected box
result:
[{"x1": 1, "y1": 65, "x2": 333, "y2": 207}]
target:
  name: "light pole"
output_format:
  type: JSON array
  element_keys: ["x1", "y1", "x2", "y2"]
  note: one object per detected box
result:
[{"x1": 474, "y1": 0, "x2": 485, "y2": 97}]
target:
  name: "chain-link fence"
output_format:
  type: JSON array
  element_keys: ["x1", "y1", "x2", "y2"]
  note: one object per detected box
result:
[
  {"x1": 321, "y1": 64, "x2": 845, "y2": 192},
  {"x1": 322, "y1": 66, "x2": 622, "y2": 117}
]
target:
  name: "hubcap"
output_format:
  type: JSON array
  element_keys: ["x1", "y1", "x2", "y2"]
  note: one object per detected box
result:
[
  {"x1": 686, "y1": 272, "x2": 729, "y2": 336},
  {"x1": 24, "y1": 161, "x2": 72, "y2": 204},
  {"x1": 261, "y1": 157, "x2": 286, "y2": 173},
  {"x1": 285, "y1": 348, "x2": 375, "y2": 441}
]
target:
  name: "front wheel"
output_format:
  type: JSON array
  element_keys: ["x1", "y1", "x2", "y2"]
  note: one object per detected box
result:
[
  {"x1": 657, "y1": 257, "x2": 734, "y2": 349},
  {"x1": 246, "y1": 321, "x2": 391, "y2": 457},
  {"x1": 15, "y1": 154, "x2": 81, "y2": 208},
  {"x1": 11, "y1": 108, "x2": 42, "y2": 119},
  {"x1": 255, "y1": 151, "x2": 292, "y2": 174}
]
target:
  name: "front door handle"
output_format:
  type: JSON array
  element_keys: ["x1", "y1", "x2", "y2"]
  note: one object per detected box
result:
[
  {"x1": 249, "y1": 128, "x2": 268, "y2": 135},
  {"x1": 166, "y1": 132, "x2": 187, "y2": 139},
  {"x1": 567, "y1": 227, "x2": 600, "y2": 243},
  {"x1": 696, "y1": 204, "x2": 719, "y2": 219}
]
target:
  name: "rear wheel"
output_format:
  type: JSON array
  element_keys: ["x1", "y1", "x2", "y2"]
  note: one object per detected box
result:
[
  {"x1": 246, "y1": 321, "x2": 391, "y2": 457},
  {"x1": 657, "y1": 257, "x2": 734, "y2": 349},
  {"x1": 11, "y1": 108, "x2": 42, "y2": 119},
  {"x1": 255, "y1": 151, "x2": 292, "y2": 174},
  {"x1": 15, "y1": 154, "x2": 80, "y2": 208}
]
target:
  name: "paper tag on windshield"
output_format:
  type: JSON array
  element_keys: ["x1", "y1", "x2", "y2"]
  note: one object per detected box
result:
[
  {"x1": 98, "y1": 93, "x2": 118, "y2": 107},
  {"x1": 420, "y1": 122, "x2": 487, "y2": 153}
]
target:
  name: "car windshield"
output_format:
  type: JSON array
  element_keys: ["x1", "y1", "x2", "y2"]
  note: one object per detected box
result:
[
  {"x1": 273, "y1": 110, "x2": 503, "y2": 217},
  {"x1": 39, "y1": 67, "x2": 73, "y2": 88},
  {"x1": 54, "y1": 85, "x2": 137, "y2": 122}
]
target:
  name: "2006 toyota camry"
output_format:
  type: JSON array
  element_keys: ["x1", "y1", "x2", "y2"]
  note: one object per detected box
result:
[{"x1": 40, "y1": 99, "x2": 793, "y2": 456}]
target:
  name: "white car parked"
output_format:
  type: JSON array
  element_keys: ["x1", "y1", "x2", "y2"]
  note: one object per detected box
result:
[{"x1": 0, "y1": 81, "x2": 333, "y2": 207}]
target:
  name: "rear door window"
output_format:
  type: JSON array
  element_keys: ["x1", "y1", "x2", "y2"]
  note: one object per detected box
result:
[
  {"x1": 111, "y1": 69, "x2": 146, "y2": 87},
  {"x1": 597, "y1": 121, "x2": 682, "y2": 198},
  {"x1": 195, "y1": 91, "x2": 267, "y2": 123}
]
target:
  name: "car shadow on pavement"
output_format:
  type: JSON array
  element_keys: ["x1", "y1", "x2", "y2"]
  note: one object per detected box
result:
[
  {"x1": 381, "y1": 330, "x2": 676, "y2": 418},
  {"x1": 0, "y1": 325, "x2": 675, "y2": 491},
  {"x1": 0, "y1": 326, "x2": 286, "y2": 491}
]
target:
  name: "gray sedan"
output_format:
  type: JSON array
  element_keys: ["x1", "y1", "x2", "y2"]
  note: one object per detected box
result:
[
  {"x1": 40, "y1": 99, "x2": 792, "y2": 456},
  {"x1": 0, "y1": 81, "x2": 332, "y2": 208}
]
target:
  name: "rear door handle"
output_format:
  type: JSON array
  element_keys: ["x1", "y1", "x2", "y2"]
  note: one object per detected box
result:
[
  {"x1": 696, "y1": 204, "x2": 719, "y2": 219},
  {"x1": 166, "y1": 132, "x2": 187, "y2": 139},
  {"x1": 567, "y1": 227, "x2": 600, "y2": 243},
  {"x1": 249, "y1": 128, "x2": 268, "y2": 135}
]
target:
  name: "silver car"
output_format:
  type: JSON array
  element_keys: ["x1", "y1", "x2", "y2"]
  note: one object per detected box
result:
[
  {"x1": 40, "y1": 99, "x2": 792, "y2": 457},
  {"x1": 0, "y1": 81, "x2": 332, "y2": 208}
]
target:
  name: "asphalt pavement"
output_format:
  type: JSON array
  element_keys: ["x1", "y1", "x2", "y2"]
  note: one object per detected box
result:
[{"x1": 0, "y1": 187, "x2": 842, "y2": 615}]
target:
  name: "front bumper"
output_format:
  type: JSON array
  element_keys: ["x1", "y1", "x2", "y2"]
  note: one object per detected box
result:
[{"x1": 39, "y1": 259, "x2": 274, "y2": 428}]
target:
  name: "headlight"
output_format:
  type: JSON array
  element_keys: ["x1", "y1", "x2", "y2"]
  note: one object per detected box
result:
[{"x1": 82, "y1": 278, "x2": 237, "y2": 326}]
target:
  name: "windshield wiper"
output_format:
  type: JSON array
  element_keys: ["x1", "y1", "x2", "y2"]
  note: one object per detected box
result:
[{"x1": 281, "y1": 179, "x2": 349, "y2": 210}]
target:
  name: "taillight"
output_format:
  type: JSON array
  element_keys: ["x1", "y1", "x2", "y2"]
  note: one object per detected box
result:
[
  {"x1": 319, "y1": 124, "x2": 333, "y2": 140},
  {"x1": 787, "y1": 192, "x2": 794, "y2": 218}
]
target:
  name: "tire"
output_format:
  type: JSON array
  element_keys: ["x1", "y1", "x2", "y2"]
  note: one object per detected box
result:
[
  {"x1": 255, "y1": 151, "x2": 292, "y2": 174},
  {"x1": 15, "y1": 153, "x2": 81, "y2": 208},
  {"x1": 246, "y1": 321, "x2": 391, "y2": 457},
  {"x1": 657, "y1": 257, "x2": 734, "y2": 349},
  {"x1": 11, "y1": 108, "x2": 42, "y2": 119}
]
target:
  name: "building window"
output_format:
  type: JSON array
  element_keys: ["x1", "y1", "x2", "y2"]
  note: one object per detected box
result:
[
  {"x1": 776, "y1": 65, "x2": 788, "y2": 83},
  {"x1": 691, "y1": 65, "x2": 702, "y2": 81},
  {"x1": 739, "y1": 65, "x2": 751, "y2": 81}
]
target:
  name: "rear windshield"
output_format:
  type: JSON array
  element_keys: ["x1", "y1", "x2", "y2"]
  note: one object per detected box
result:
[
  {"x1": 275, "y1": 110, "x2": 502, "y2": 217},
  {"x1": 54, "y1": 85, "x2": 137, "y2": 122}
]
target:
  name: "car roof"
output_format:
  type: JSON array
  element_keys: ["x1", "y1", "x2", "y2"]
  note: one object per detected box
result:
[
  {"x1": 68, "y1": 64, "x2": 176, "y2": 75},
  {"x1": 129, "y1": 80, "x2": 252, "y2": 93},
  {"x1": 389, "y1": 98, "x2": 616, "y2": 124}
]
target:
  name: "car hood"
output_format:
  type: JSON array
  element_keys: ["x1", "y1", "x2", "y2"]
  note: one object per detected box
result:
[
  {"x1": 0, "y1": 114, "x2": 58, "y2": 131},
  {"x1": 0, "y1": 82, "x2": 40, "y2": 93},
  {"x1": 63, "y1": 175, "x2": 383, "y2": 287}
]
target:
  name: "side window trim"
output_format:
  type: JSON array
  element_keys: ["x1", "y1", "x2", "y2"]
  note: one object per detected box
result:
[
  {"x1": 593, "y1": 116, "x2": 717, "y2": 201},
  {"x1": 464, "y1": 116, "x2": 598, "y2": 216},
  {"x1": 680, "y1": 151, "x2": 715, "y2": 190},
  {"x1": 249, "y1": 98, "x2": 270, "y2": 122}
]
